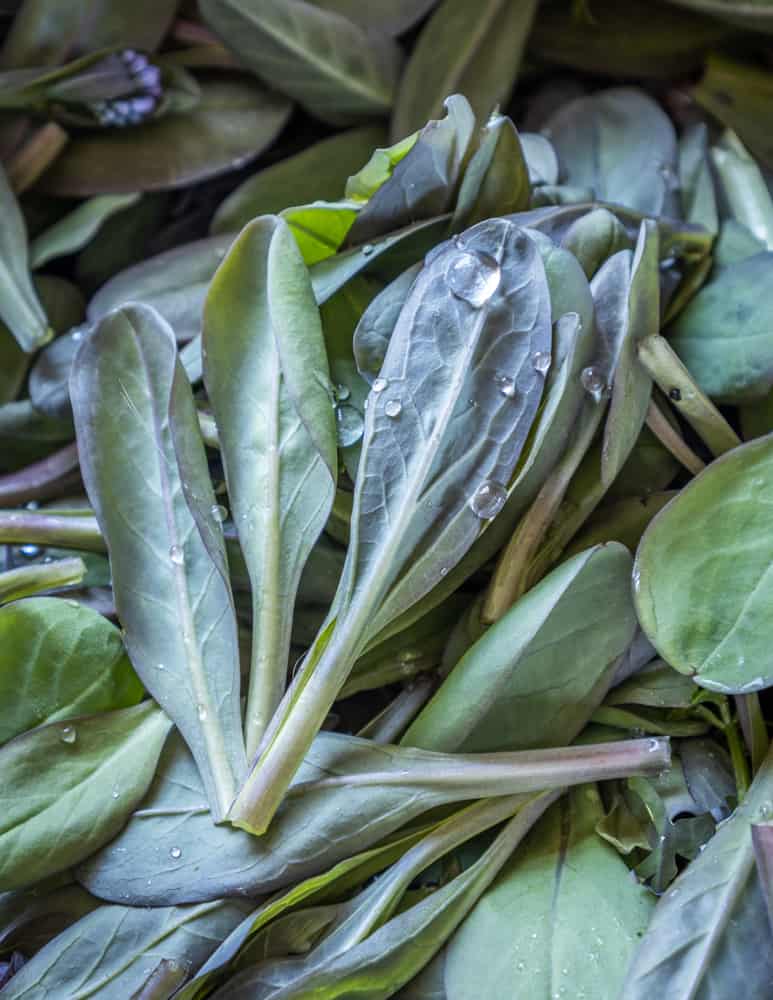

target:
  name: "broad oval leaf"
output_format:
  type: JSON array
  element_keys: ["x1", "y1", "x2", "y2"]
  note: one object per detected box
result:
[
  {"x1": 402, "y1": 543, "x2": 637, "y2": 753},
  {"x1": 668, "y1": 253, "x2": 773, "y2": 403},
  {"x1": 0, "y1": 596, "x2": 142, "y2": 745},
  {"x1": 406, "y1": 786, "x2": 654, "y2": 1000},
  {"x1": 38, "y1": 77, "x2": 292, "y2": 195},
  {"x1": 544, "y1": 88, "x2": 680, "y2": 218},
  {"x1": 0, "y1": 162, "x2": 50, "y2": 352},
  {"x1": 211, "y1": 126, "x2": 385, "y2": 235},
  {"x1": 200, "y1": 0, "x2": 402, "y2": 124},
  {"x1": 391, "y1": 0, "x2": 538, "y2": 140},
  {"x1": 0, "y1": 898, "x2": 250, "y2": 999},
  {"x1": 203, "y1": 216, "x2": 337, "y2": 754},
  {"x1": 634, "y1": 433, "x2": 773, "y2": 693},
  {"x1": 0, "y1": 701, "x2": 172, "y2": 891},
  {"x1": 623, "y1": 744, "x2": 773, "y2": 998},
  {"x1": 29, "y1": 193, "x2": 140, "y2": 269},
  {"x1": 70, "y1": 304, "x2": 246, "y2": 819}
]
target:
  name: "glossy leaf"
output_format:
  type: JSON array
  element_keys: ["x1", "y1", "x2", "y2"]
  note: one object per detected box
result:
[
  {"x1": 39, "y1": 77, "x2": 292, "y2": 195},
  {"x1": 211, "y1": 126, "x2": 385, "y2": 235},
  {"x1": 669, "y1": 253, "x2": 773, "y2": 403},
  {"x1": 623, "y1": 743, "x2": 773, "y2": 998},
  {"x1": 203, "y1": 216, "x2": 337, "y2": 754},
  {"x1": 406, "y1": 786, "x2": 654, "y2": 1000},
  {"x1": 391, "y1": 0, "x2": 538, "y2": 140},
  {"x1": 230, "y1": 218, "x2": 552, "y2": 832},
  {"x1": 200, "y1": 0, "x2": 402, "y2": 124},
  {"x1": 0, "y1": 161, "x2": 50, "y2": 352},
  {"x1": 29, "y1": 193, "x2": 140, "y2": 269},
  {"x1": 70, "y1": 304, "x2": 246, "y2": 820},
  {"x1": 1, "y1": 898, "x2": 250, "y2": 999},
  {"x1": 403, "y1": 544, "x2": 637, "y2": 752},
  {"x1": 0, "y1": 701, "x2": 172, "y2": 891},
  {"x1": 0, "y1": 596, "x2": 142, "y2": 744},
  {"x1": 545, "y1": 88, "x2": 679, "y2": 218},
  {"x1": 635, "y1": 434, "x2": 773, "y2": 693}
]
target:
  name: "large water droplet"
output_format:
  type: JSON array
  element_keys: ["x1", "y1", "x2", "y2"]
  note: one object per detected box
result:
[
  {"x1": 169, "y1": 545, "x2": 184, "y2": 566},
  {"x1": 60, "y1": 725, "x2": 77, "y2": 744},
  {"x1": 446, "y1": 250, "x2": 501, "y2": 307},
  {"x1": 336, "y1": 405, "x2": 364, "y2": 447},
  {"x1": 580, "y1": 366, "x2": 608, "y2": 403},
  {"x1": 493, "y1": 373, "x2": 516, "y2": 398},
  {"x1": 532, "y1": 351, "x2": 551, "y2": 375},
  {"x1": 469, "y1": 481, "x2": 507, "y2": 519},
  {"x1": 169, "y1": 846, "x2": 182, "y2": 859},
  {"x1": 385, "y1": 399, "x2": 402, "y2": 419},
  {"x1": 19, "y1": 544, "x2": 42, "y2": 559},
  {"x1": 210, "y1": 503, "x2": 228, "y2": 524},
  {"x1": 372, "y1": 377, "x2": 389, "y2": 394}
]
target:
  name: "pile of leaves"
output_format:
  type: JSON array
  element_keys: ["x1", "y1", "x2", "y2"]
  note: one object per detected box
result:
[{"x1": 2, "y1": 0, "x2": 773, "y2": 996}]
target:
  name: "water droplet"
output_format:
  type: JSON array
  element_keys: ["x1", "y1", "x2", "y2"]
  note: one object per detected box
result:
[
  {"x1": 648, "y1": 738, "x2": 661, "y2": 753},
  {"x1": 111, "y1": 784, "x2": 120, "y2": 799},
  {"x1": 385, "y1": 399, "x2": 402, "y2": 419},
  {"x1": 516, "y1": 961, "x2": 526, "y2": 972},
  {"x1": 439, "y1": 567, "x2": 448, "y2": 577},
  {"x1": 362, "y1": 243, "x2": 375, "y2": 257},
  {"x1": 170, "y1": 846, "x2": 182, "y2": 859},
  {"x1": 19, "y1": 544, "x2": 41, "y2": 559},
  {"x1": 197, "y1": 704, "x2": 208, "y2": 721},
  {"x1": 659, "y1": 162, "x2": 681, "y2": 193},
  {"x1": 372, "y1": 377, "x2": 388, "y2": 394},
  {"x1": 669, "y1": 386, "x2": 682, "y2": 401},
  {"x1": 469, "y1": 481, "x2": 507, "y2": 519},
  {"x1": 210, "y1": 503, "x2": 228, "y2": 523},
  {"x1": 580, "y1": 366, "x2": 609, "y2": 403},
  {"x1": 71, "y1": 328, "x2": 84, "y2": 342},
  {"x1": 493, "y1": 373, "x2": 516, "y2": 398},
  {"x1": 169, "y1": 545, "x2": 184, "y2": 566},
  {"x1": 156, "y1": 662, "x2": 165, "y2": 671},
  {"x1": 758, "y1": 802, "x2": 772, "y2": 820},
  {"x1": 60, "y1": 725, "x2": 77, "y2": 744},
  {"x1": 532, "y1": 351, "x2": 551, "y2": 375},
  {"x1": 446, "y1": 250, "x2": 501, "y2": 307},
  {"x1": 336, "y1": 405, "x2": 364, "y2": 447},
  {"x1": 335, "y1": 383, "x2": 351, "y2": 402}
]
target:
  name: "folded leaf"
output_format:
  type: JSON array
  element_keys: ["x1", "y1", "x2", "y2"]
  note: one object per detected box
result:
[{"x1": 70, "y1": 304, "x2": 246, "y2": 819}]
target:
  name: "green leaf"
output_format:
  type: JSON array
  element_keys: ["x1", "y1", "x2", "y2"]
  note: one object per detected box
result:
[
  {"x1": 0, "y1": 898, "x2": 250, "y2": 999},
  {"x1": 230, "y1": 219, "x2": 553, "y2": 833},
  {"x1": 0, "y1": 879, "x2": 99, "y2": 959},
  {"x1": 70, "y1": 304, "x2": 246, "y2": 820},
  {"x1": 38, "y1": 77, "x2": 292, "y2": 195},
  {"x1": 200, "y1": 0, "x2": 402, "y2": 124},
  {"x1": 564, "y1": 491, "x2": 677, "y2": 562},
  {"x1": 0, "y1": 701, "x2": 172, "y2": 891},
  {"x1": 346, "y1": 94, "x2": 476, "y2": 247},
  {"x1": 344, "y1": 132, "x2": 417, "y2": 202},
  {"x1": 0, "y1": 596, "x2": 142, "y2": 744},
  {"x1": 634, "y1": 433, "x2": 773, "y2": 693},
  {"x1": 281, "y1": 201, "x2": 359, "y2": 266},
  {"x1": 0, "y1": 557, "x2": 86, "y2": 605},
  {"x1": 407, "y1": 786, "x2": 655, "y2": 1000},
  {"x1": 403, "y1": 544, "x2": 637, "y2": 753},
  {"x1": 669, "y1": 253, "x2": 773, "y2": 404},
  {"x1": 711, "y1": 130, "x2": 773, "y2": 251},
  {"x1": 544, "y1": 87, "x2": 679, "y2": 217},
  {"x1": 353, "y1": 263, "x2": 421, "y2": 383},
  {"x1": 211, "y1": 126, "x2": 385, "y2": 235},
  {"x1": 29, "y1": 193, "x2": 140, "y2": 269},
  {"x1": 665, "y1": 0, "x2": 773, "y2": 33},
  {"x1": 308, "y1": 0, "x2": 439, "y2": 36},
  {"x1": 0, "y1": 161, "x2": 50, "y2": 352},
  {"x1": 679, "y1": 122, "x2": 719, "y2": 234},
  {"x1": 0, "y1": 0, "x2": 179, "y2": 68},
  {"x1": 391, "y1": 0, "x2": 539, "y2": 140},
  {"x1": 203, "y1": 216, "x2": 337, "y2": 755},
  {"x1": 623, "y1": 743, "x2": 773, "y2": 998}
]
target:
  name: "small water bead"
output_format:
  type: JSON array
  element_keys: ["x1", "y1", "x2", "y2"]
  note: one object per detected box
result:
[
  {"x1": 648, "y1": 738, "x2": 662, "y2": 752},
  {"x1": 446, "y1": 250, "x2": 501, "y2": 308},
  {"x1": 335, "y1": 405, "x2": 364, "y2": 447},
  {"x1": 532, "y1": 351, "x2": 551, "y2": 375},
  {"x1": 384, "y1": 399, "x2": 402, "y2": 419},
  {"x1": 493, "y1": 373, "x2": 516, "y2": 398},
  {"x1": 469, "y1": 480, "x2": 507, "y2": 519},
  {"x1": 169, "y1": 545, "x2": 184, "y2": 566},
  {"x1": 361, "y1": 243, "x2": 375, "y2": 257},
  {"x1": 197, "y1": 704, "x2": 208, "y2": 721},
  {"x1": 111, "y1": 785, "x2": 120, "y2": 799},
  {"x1": 580, "y1": 366, "x2": 609, "y2": 403},
  {"x1": 19, "y1": 544, "x2": 42, "y2": 559},
  {"x1": 658, "y1": 162, "x2": 681, "y2": 193},
  {"x1": 334, "y1": 383, "x2": 351, "y2": 402},
  {"x1": 169, "y1": 846, "x2": 182, "y2": 860},
  {"x1": 60, "y1": 725, "x2": 77, "y2": 744},
  {"x1": 210, "y1": 503, "x2": 228, "y2": 523},
  {"x1": 372, "y1": 377, "x2": 389, "y2": 394}
]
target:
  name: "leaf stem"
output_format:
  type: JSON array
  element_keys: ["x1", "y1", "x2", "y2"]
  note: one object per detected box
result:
[
  {"x1": 357, "y1": 676, "x2": 437, "y2": 744},
  {"x1": 0, "y1": 509, "x2": 105, "y2": 552},
  {"x1": 645, "y1": 399, "x2": 705, "y2": 476},
  {"x1": 0, "y1": 442, "x2": 81, "y2": 506},
  {"x1": 6, "y1": 122, "x2": 68, "y2": 194},
  {"x1": 637, "y1": 334, "x2": 741, "y2": 457},
  {"x1": 0, "y1": 556, "x2": 86, "y2": 603},
  {"x1": 720, "y1": 699, "x2": 751, "y2": 800}
]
